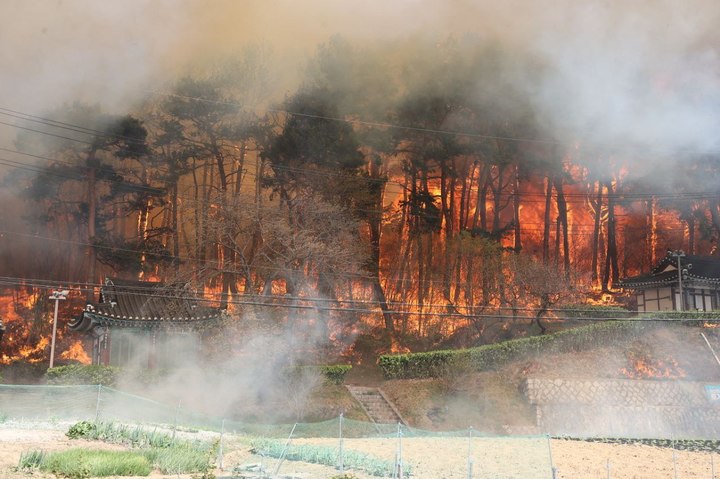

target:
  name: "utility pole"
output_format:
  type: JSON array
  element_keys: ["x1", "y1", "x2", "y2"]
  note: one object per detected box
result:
[
  {"x1": 49, "y1": 290, "x2": 69, "y2": 368},
  {"x1": 669, "y1": 250, "x2": 687, "y2": 311}
]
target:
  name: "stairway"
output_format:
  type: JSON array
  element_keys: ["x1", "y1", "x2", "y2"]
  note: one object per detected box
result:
[{"x1": 346, "y1": 385, "x2": 406, "y2": 425}]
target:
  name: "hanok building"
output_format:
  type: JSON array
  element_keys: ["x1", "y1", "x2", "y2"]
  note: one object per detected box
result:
[
  {"x1": 69, "y1": 278, "x2": 224, "y2": 368},
  {"x1": 620, "y1": 252, "x2": 720, "y2": 313}
]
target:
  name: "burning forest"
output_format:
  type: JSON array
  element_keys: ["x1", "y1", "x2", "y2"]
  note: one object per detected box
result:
[{"x1": 0, "y1": 1, "x2": 719, "y2": 367}]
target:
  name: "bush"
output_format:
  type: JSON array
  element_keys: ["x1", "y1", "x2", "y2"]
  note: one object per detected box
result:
[
  {"x1": 46, "y1": 365, "x2": 120, "y2": 386},
  {"x1": 558, "y1": 304, "x2": 633, "y2": 320},
  {"x1": 67, "y1": 421, "x2": 97, "y2": 439},
  {"x1": 318, "y1": 365, "x2": 352, "y2": 385},
  {"x1": 640, "y1": 311, "x2": 720, "y2": 327},
  {"x1": 378, "y1": 321, "x2": 650, "y2": 379}
]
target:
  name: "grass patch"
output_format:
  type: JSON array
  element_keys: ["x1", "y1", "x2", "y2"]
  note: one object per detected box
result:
[
  {"x1": 64, "y1": 421, "x2": 216, "y2": 474},
  {"x1": 250, "y1": 438, "x2": 410, "y2": 477},
  {"x1": 141, "y1": 444, "x2": 216, "y2": 474},
  {"x1": 20, "y1": 448, "x2": 152, "y2": 478}
]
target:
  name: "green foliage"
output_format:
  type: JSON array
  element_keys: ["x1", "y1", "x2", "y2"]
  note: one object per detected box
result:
[
  {"x1": 378, "y1": 321, "x2": 649, "y2": 379},
  {"x1": 66, "y1": 421, "x2": 97, "y2": 439},
  {"x1": 251, "y1": 438, "x2": 410, "y2": 477},
  {"x1": 565, "y1": 436, "x2": 720, "y2": 453},
  {"x1": 318, "y1": 365, "x2": 352, "y2": 385},
  {"x1": 18, "y1": 449, "x2": 47, "y2": 470},
  {"x1": 558, "y1": 304, "x2": 633, "y2": 319},
  {"x1": 67, "y1": 421, "x2": 185, "y2": 449},
  {"x1": 640, "y1": 311, "x2": 720, "y2": 327},
  {"x1": 20, "y1": 448, "x2": 152, "y2": 478},
  {"x1": 46, "y1": 365, "x2": 120, "y2": 386},
  {"x1": 141, "y1": 444, "x2": 214, "y2": 474},
  {"x1": 64, "y1": 421, "x2": 215, "y2": 474}
]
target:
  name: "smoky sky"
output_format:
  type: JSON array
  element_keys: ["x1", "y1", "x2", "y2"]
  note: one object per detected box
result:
[{"x1": 1, "y1": 0, "x2": 719, "y2": 159}]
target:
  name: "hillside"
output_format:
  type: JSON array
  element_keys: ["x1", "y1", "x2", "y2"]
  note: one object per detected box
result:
[{"x1": 352, "y1": 324, "x2": 720, "y2": 433}]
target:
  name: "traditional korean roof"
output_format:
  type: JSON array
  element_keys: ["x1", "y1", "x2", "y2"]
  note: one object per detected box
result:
[
  {"x1": 69, "y1": 278, "x2": 224, "y2": 332},
  {"x1": 620, "y1": 253, "x2": 720, "y2": 289}
]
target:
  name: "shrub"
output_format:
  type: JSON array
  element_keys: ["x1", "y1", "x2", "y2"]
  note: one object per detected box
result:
[
  {"x1": 640, "y1": 311, "x2": 720, "y2": 327},
  {"x1": 378, "y1": 321, "x2": 650, "y2": 379},
  {"x1": 318, "y1": 365, "x2": 352, "y2": 385},
  {"x1": 558, "y1": 304, "x2": 633, "y2": 320},
  {"x1": 46, "y1": 365, "x2": 120, "y2": 386},
  {"x1": 67, "y1": 421, "x2": 97, "y2": 439}
]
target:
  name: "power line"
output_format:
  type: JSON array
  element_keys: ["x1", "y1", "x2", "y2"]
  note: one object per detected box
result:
[
  {"x1": 1, "y1": 106, "x2": 717, "y2": 204},
  {"x1": 1, "y1": 275, "x2": 718, "y2": 323},
  {"x1": 0, "y1": 120, "x2": 94, "y2": 145},
  {"x1": 0, "y1": 107, "x2": 143, "y2": 144},
  {"x1": 0, "y1": 273, "x2": 634, "y2": 314}
]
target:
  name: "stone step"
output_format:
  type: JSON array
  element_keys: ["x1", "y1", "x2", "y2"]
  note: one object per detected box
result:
[{"x1": 346, "y1": 385, "x2": 406, "y2": 425}]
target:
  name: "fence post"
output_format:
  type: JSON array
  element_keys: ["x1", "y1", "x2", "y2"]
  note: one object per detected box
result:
[
  {"x1": 467, "y1": 426, "x2": 473, "y2": 479},
  {"x1": 546, "y1": 433, "x2": 557, "y2": 479},
  {"x1": 218, "y1": 418, "x2": 225, "y2": 471},
  {"x1": 94, "y1": 384, "x2": 101, "y2": 422},
  {"x1": 711, "y1": 454, "x2": 715, "y2": 479},
  {"x1": 273, "y1": 423, "x2": 297, "y2": 478},
  {"x1": 393, "y1": 422, "x2": 403, "y2": 479},
  {"x1": 606, "y1": 458, "x2": 611, "y2": 479},
  {"x1": 338, "y1": 413, "x2": 344, "y2": 473},
  {"x1": 171, "y1": 400, "x2": 181, "y2": 444}
]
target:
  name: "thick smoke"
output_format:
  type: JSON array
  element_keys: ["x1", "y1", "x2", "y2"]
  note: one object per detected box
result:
[
  {"x1": 2, "y1": 0, "x2": 720, "y2": 427},
  {"x1": 2, "y1": 0, "x2": 719, "y2": 155}
]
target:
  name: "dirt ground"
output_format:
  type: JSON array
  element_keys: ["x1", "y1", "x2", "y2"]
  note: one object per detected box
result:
[{"x1": 1, "y1": 426, "x2": 718, "y2": 479}]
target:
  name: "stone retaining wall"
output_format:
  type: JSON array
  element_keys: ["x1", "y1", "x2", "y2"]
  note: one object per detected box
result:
[{"x1": 522, "y1": 378, "x2": 720, "y2": 438}]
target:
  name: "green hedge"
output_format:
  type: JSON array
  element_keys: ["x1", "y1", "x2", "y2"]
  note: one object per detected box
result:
[
  {"x1": 293, "y1": 365, "x2": 353, "y2": 385},
  {"x1": 47, "y1": 364, "x2": 352, "y2": 386},
  {"x1": 558, "y1": 304, "x2": 633, "y2": 319},
  {"x1": 46, "y1": 365, "x2": 120, "y2": 386},
  {"x1": 317, "y1": 365, "x2": 352, "y2": 385},
  {"x1": 378, "y1": 321, "x2": 650, "y2": 379}
]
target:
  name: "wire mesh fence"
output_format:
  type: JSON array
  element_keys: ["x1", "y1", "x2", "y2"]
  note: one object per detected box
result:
[{"x1": 0, "y1": 384, "x2": 556, "y2": 478}]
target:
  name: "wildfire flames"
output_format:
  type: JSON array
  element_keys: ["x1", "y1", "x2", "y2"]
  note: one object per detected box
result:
[
  {"x1": 59, "y1": 340, "x2": 91, "y2": 364},
  {"x1": 621, "y1": 350, "x2": 686, "y2": 379},
  {"x1": 0, "y1": 290, "x2": 90, "y2": 365}
]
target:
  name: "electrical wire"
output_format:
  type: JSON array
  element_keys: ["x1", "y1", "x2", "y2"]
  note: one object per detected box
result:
[{"x1": 0, "y1": 274, "x2": 715, "y2": 323}]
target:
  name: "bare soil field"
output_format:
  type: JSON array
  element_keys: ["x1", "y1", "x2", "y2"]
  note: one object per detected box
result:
[{"x1": 1, "y1": 426, "x2": 717, "y2": 479}]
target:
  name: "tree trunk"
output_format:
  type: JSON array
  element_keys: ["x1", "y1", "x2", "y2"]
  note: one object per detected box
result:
[
  {"x1": 602, "y1": 180, "x2": 619, "y2": 291},
  {"x1": 554, "y1": 176, "x2": 570, "y2": 276},
  {"x1": 513, "y1": 164, "x2": 522, "y2": 252},
  {"x1": 591, "y1": 181, "x2": 603, "y2": 284},
  {"x1": 542, "y1": 174, "x2": 553, "y2": 264},
  {"x1": 367, "y1": 156, "x2": 393, "y2": 332}
]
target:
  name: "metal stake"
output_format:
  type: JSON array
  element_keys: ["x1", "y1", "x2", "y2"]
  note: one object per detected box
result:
[
  {"x1": 338, "y1": 413, "x2": 344, "y2": 473},
  {"x1": 273, "y1": 423, "x2": 297, "y2": 478},
  {"x1": 467, "y1": 427, "x2": 473, "y2": 479},
  {"x1": 218, "y1": 418, "x2": 225, "y2": 471},
  {"x1": 94, "y1": 384, "x2": 101, "y2": 422},
  {"x1": 711, "y1": 454, "x2": 715, "y2": 479},
  {"x1": 171, "y1": 400, "x2": 181, "y2": 443},
  {"x1": 701, "y1": 333, "x2": 720, "y2": 369}
]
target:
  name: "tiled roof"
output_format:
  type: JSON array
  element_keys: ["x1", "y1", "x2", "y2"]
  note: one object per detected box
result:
[
  {"x1": 69, "y1": 278, "x2": 223, "y2": 332},
  {"x1": 620, "y1": 253, "x2": 720, "y2": 289}
]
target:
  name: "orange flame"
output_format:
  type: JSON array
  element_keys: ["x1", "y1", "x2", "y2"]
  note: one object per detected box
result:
[
  {"x1": 620, "y1": 352, "x2": 686, "y2": 379},
  {"x1": 59, "y1": 340, "x2": 91, "y2": 364}
]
